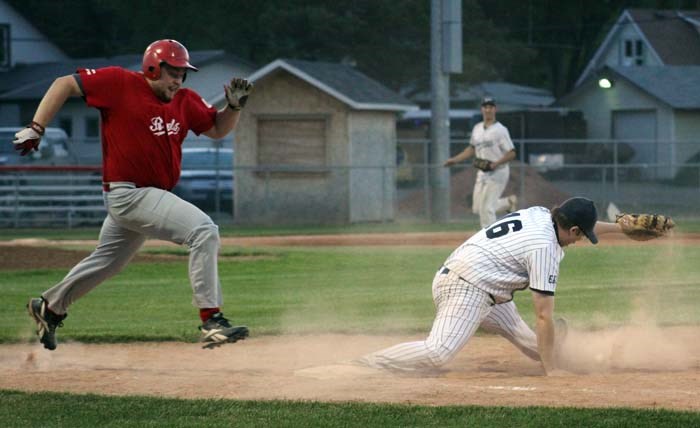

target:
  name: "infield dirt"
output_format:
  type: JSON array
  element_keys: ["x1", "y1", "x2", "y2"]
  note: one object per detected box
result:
[{"x1": 1, "y1": 327, "x2": 699, "y2": 409}]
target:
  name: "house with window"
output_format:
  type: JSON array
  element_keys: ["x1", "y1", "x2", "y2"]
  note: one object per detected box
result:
[
  {"x1": 0, "y1": 0, "x2": 68, "y2": 70},
  {"x1": 559, "y1": 9, "x2": 700, "y2": 179},
  {"x1": 0, "y1": 0, "x2": 69, "y2": 125},
  {"x1": 230, "y1": 59, "x2": 417, "y2": 224}
]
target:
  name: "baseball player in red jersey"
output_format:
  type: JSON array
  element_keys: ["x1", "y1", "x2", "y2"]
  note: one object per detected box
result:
[
  {"x1": 357, "y1": 197, "x2": 635, "y2": 376},
  {"x1": 14, "y1": 39, "x2": 252, "y2": 350}
]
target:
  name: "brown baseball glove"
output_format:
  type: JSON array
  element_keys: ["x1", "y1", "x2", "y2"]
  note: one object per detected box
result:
[
  {"x1": 473, "y1": 157, "x2": 493, "y2": 172},
  {"x1": 615, "y1": 213, "x2": 675, "y2": 241}
]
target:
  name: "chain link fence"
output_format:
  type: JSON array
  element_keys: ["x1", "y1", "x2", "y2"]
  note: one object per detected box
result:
[{"x1": 2, "y1": 139, "x2": 700, "y2": 227}]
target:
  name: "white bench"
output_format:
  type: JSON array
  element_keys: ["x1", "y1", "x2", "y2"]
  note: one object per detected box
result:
[{"x1": 0, "y1": 172, "x2": 106, "y2": 228}]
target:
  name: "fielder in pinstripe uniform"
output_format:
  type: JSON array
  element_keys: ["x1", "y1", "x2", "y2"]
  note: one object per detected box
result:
[
  {"x1": 444, "y1": 97, "x2": 518, "y2": 228},
  {"x1": 358, "y1": 197, "x2": 627, "y2": 376}
]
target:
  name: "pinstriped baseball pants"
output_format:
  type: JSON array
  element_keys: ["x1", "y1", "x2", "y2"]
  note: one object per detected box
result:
[
  {"x1": 359, "y1": 267, "x2": 539, "y2": 371},
  {"x1": 42, "y1": 186, "x2": 223, "y2": 314}
]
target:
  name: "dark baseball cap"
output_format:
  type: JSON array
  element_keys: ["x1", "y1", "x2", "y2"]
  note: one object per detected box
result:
[
  {"x1": 558, "y1": 197, "x2": 598, "y2": 244},
  {"x1": 481, "y1": 97, "x2": 496, "y2": 106}
]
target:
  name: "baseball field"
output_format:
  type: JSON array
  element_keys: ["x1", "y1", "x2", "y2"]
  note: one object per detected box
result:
[{"x1": 1, "y1": 224, "x2": 699, "y2": 427}]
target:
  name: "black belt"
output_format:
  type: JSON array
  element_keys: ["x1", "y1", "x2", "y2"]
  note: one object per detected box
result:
[
  {"x1": 103, "y1": 182, "x2": 137, "y2": 192},
  {"x1": 440, "y1": 266, "x2": 496, "y2": 305}
]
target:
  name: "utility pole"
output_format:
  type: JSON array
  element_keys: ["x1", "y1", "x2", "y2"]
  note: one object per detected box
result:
[{"x1": 430, "y1": 0, "x2": 462, "y2": 222}]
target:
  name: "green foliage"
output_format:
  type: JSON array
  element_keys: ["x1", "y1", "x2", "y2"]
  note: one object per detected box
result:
[
  {"x1": 12, "y1": 0, "x2": 700, "y2": 95},
  {"x1": 3, "y1": 0, "x2": 595, "y2": 94}
]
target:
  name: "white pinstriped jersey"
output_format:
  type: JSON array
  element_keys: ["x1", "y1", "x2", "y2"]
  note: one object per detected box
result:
[
  {"x1": 470, "y1": 121, "x2": 514, "y2": 172},
  {"x1": 443, "y1": 206, "x2": 564, "y2": 303}
]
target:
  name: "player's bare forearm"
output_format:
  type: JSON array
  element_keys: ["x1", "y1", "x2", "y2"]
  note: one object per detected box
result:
[
  {"x1": 593, "y1": 221, "x2": 623, "y2": 236},
  {"x1": 444, "y1": 146, "x2": 475, "y2": 166},
  {"x1": 33, "y1": 75, "x2": 82, "y2": 127},
  {"x1": 204, "y1": 107, "x2": 241, "y2": 139},
  {"x1": 532, "y1": 292, "x2": 557, "y2": 374},
  {"x1": 535, "y1": 316, "x2": 557, "y2": 374}
]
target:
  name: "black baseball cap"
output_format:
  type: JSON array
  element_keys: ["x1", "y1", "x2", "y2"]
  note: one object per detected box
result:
[
  {"x1": 481, "y1": 97, "x2": 496, "y2": 106},
  {"x1": 558, "y1": 197, "x2": 598, "y2": 244}
]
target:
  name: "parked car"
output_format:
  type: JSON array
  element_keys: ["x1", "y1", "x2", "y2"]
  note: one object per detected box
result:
[
  {"x1": 0, "y1": 127, "x2": 74, "y2": 166},
  {"x1": 172, "y1": 147, "x2": 233, "y2": 212}
]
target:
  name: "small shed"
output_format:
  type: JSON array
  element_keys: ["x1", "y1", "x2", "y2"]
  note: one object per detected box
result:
[{"x1": 223, "y1": 59, "x2": 417, "y2": 224}]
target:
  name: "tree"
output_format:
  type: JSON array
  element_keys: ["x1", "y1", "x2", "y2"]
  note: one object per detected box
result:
[
  {"x1": 8, "y1": 0, "x2": 627, "y2": 95},
  {"x1": 478, "y1": 0, "x2": 700, "y2": 96}
]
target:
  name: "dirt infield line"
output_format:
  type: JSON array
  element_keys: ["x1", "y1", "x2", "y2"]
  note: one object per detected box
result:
[{"x1": 1, "y1": 231, "x2": 695, "y2": 249}]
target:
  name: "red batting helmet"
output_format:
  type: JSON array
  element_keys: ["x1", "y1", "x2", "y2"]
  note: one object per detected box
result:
[{"x1": 142, "y1": 39, "x2": 198, "y2": 80}]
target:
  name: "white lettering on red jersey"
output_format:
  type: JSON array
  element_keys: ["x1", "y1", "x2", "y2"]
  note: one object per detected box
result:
[{"x1": 77, "y1": 66, "x2": 217, "y2": 190}]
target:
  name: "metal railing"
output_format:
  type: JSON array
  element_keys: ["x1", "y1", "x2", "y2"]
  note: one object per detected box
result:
[
  {"x1": 396, "y1": 138, "x2": 700, "y2": 220},
  {"x1": 0, "y1": 166, "x2": 104, "y2": 228},
  {"x1": 2, "y1": 139, "x2": 700, "y2": 227}
]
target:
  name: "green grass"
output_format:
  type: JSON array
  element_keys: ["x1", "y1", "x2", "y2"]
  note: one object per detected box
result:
[
  {"x1": 2, "y1": 240, "x2": 699, "y2": 425},
  {"x1": 0, "y1": 220, "x2": 481, "y2": 241},
  {"x1": 2, "y1": 244, "x2": 699, "y2": 343},
  {"x1": 1, "y1": 390, "x2": 697, "y2": 428},
  {"x1": 3, "y1": 215, "x2": 700, "y2": 240}
]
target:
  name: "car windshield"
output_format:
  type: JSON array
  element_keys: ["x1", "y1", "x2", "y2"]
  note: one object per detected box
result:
[
  {"x1": 181, "y1": 150, "x2": 233, "y2": 169},
  {"x1": 0, "y1": 132, "x2": 15, "y2": 154},
  {"x1": 0, "y1": 130, "x2": 69, "y2": 155}
]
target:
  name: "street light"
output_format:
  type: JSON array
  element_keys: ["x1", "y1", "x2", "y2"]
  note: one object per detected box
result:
[{"x1": 598, "y1": 77, "x2": 613, "y2": 89}]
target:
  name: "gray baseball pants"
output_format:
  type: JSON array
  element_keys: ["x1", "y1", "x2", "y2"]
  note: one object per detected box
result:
[
  {"x1": 42, "y1": 184, "x2": 222, "y2": 314},
  {"x1": 359, "y1": 267, "x2": 539, "y2": 371}
]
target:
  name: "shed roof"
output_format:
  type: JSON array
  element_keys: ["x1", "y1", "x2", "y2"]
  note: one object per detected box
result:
[
  {"x1": 238, "y1": 59, "x2": 417, "y2": 112},
  {"x1": 409, "y1": 81, "x2": 554, "y2": 109}
]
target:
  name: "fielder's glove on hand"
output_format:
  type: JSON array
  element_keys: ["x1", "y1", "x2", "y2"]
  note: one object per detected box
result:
[
  {"x1": 473, "y1": 157, "x2": 493, "y2": 172},
  {"x1": 13, "y1": 121, "x2": 45, "y2": 156},
  {"x1": 615, "y1": 213, "x2": 675, "y2": 241},
  {"x1": 224, "y1": 78, "x2": 253, "y2": 111}
]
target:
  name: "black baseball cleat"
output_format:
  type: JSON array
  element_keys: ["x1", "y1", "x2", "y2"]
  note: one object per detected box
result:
[
  {"x1": 27, "y1": 297, "x2": 67, "y2": 351},
  {"x1": 199, "y1": 312, "x2": 249, "y2": 349}
]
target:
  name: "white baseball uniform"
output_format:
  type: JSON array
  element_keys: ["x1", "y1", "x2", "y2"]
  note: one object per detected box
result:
[
  {"x1": 470, "y1": 121, "x2": 515, "y2": 228},
  {"x1": 359, "y1": 206, "x2": 562, "y2": 371}
]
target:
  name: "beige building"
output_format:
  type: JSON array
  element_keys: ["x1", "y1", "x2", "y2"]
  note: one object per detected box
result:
[{"x1": 218, "y1": 59, "x2": 416, "y2": 224}]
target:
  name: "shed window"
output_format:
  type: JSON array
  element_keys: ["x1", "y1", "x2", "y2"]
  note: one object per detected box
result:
[{"x1": 257, "y1": 118, "x2": 326, "y2": 166}]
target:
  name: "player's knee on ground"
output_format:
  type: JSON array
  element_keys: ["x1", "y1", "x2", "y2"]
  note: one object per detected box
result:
[{"x1": 425, "y1": 343, "x2": 458, "y2": 367}]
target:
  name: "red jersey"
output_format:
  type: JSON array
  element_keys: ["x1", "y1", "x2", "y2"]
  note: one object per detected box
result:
[{"x1": 78, "y1": 66, "x2": 217, "y2": 190}]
